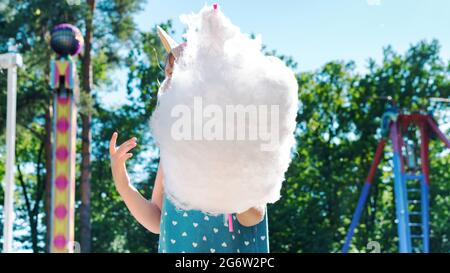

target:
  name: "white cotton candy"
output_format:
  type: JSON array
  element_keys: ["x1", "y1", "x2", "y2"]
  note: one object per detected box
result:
[{"x1": 150, "y1": 5, "x2": 298, "y2": 214}]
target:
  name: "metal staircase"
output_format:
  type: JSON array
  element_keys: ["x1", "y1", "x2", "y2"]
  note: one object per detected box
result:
[{"x1": 404, "y1": 172, "x2": 428, "y2": 253}]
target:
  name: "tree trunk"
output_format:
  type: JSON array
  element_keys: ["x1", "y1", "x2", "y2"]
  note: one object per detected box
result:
[
  {"x1": 17, "y1": 140, "x2": 45, "y2": 255},
  {"x1": 44, "y1": 104, "x2": 53, "y2": 252},
  {"x1": 17, "y1": 164, "x2": 36, "y2": 252},
  {"x1": 79, "y1": 0, "x2": 96, "y2": 253}
]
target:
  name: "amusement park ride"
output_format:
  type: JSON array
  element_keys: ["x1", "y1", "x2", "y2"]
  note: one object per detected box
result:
[
  {"x1": 1, "y1": 24, "x2": 83, "y2": 253},
  {"x1": 342, "y1": 104, "x2": 450, "y2": 253},
  {"x1": 1, "y1": 21, "x2": 449, "y2": 254},
  {"x1": 48, "y1": 24, "x2": 83, "y2": 253}
]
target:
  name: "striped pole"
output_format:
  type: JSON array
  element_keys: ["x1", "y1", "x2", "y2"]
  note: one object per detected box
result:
[
  {"x1": 49, "y1": 57, "x2": 77, "y2": 253},
  {"x1": 48, "y1": 23, "x2": 82, "y2": 253}
]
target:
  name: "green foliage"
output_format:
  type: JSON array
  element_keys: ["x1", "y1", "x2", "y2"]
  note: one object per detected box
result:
[
  {"x1": 269, "y1": 39, "x2": 449, "y2": 253},
  {"x1": 0, "y1": 2, "x2": 449, "y2": 252},
  {"x1": 0, "y1": 0, "x2": 147, "y2": 252}
]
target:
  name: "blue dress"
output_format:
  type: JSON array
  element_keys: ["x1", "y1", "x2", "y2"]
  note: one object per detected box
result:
[{"x1": 158, "y1": 195, "x2": 269, "y2": 253}]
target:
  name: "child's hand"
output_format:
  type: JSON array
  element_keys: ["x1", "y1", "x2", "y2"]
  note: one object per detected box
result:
[
  {"x1": 236, "y1": 206, "x2": 265, "y2": 227},
  {"x1": 109, "y1": 132, "x2": 137, "y2": 187},
  {"x1": 109, "y1": 132, "x2": 162, "y2": 234}
]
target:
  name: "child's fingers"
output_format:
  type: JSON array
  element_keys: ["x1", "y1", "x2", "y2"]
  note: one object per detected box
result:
[
  {"x1": 116, "y1": 138, "x2": 137, "y2": 157},
  {"x1": 117, "y1": 137, "x2": 137, "y2": 151},
  {"x1": 109, "y1": 132, "x2": 118, "y2": 155},
  {"x1": 120, "y1": 153, "x2": 133, "y2": 162}
]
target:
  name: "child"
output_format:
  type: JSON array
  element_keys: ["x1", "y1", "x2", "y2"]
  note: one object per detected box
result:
[{"x1": 109, "y1": 29, "x2": 269, "y2": 253}]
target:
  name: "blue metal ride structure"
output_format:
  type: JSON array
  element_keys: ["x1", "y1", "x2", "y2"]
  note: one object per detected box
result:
[{"x1": 342, "y1": 109, "x2": 450, "y2": 253}]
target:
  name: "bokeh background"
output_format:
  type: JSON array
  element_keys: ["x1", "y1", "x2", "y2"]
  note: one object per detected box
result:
[{"x1": 0, "y1": 0, "x2": 449, "y2": 252}]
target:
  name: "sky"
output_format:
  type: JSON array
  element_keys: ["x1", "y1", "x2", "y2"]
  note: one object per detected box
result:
[
  {"x1": 3, "y1": 0, "x2": 450, "y2": 251},
  {"x1": 100, "y1": 0, "x2": 450, "y2": 107},
  {"x1": 134, "y1": 0, "x2": 450, "y2": 72}
]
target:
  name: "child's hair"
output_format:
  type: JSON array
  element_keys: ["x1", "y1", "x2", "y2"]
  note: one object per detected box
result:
[{"x1": 165, "y1": 52, "x2": 175, "y2": 68}]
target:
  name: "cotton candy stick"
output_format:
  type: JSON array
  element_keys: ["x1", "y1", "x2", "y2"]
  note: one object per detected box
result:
[{"x1": 228, "y1": 214, "x2": 234, "y2": 232}]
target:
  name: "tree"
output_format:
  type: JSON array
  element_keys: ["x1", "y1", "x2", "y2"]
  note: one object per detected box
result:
[
  {"x1": 78, "y1": 0, "x2": 145, "y2": 252},
  {"x1": 0, "y1": 0, "x2": 85, "y2": 251},
  {"x1": 0, "y1": 0, "x2": 145, "y2": 252},
  {"x1": 1, "y1": 2, "x2": 449, "y2": 252},
  {"x1": 79, "y1": 0, "x2": 96, "y2": 253},
  {"x1": 269, "y1": 40, "x2": 449, "y2": 253}
]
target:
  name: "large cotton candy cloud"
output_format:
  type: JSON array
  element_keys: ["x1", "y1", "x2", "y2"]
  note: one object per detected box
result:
[{"x1": 150, "y1": 5, "x2": 298, "y2": 214}]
